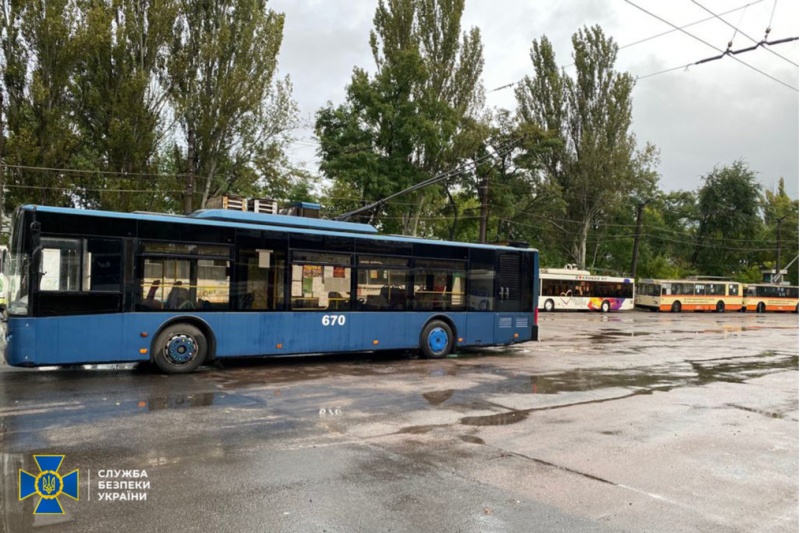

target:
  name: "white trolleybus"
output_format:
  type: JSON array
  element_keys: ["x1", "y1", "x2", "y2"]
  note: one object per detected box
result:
[{"x1": 538, "y1": 265, "x2": 634, "y2": 313}]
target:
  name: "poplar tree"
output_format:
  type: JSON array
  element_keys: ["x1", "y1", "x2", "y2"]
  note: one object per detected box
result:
[
  {"x1": 1, "y1": 0, "x2": 81, "y2": 208},
  {"x1": 164, "y1": 0, "x2": 297, "y2": 212},
  {"x1": 316, "y1": 0, "x2": 485, "y2": 235},
  {"x1": 516, "y1": 26, "x2": 653, "y2": 269}
]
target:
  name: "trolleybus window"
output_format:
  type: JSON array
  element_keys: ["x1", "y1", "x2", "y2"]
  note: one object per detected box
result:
[{"x1": 290, "y1": 252, "x2": 352, "y2": 311}]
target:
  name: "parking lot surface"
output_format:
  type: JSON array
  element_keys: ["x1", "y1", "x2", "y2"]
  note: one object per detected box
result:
[{"x1": 1, "y1": 311, "x2": 797, "y2": 532}]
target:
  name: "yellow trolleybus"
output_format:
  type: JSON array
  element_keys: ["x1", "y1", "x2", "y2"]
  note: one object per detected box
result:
[
  {"x1": 742, "y1": 284, "x2": 799, "y2": 313},
  {"x1": 635, "y1": 279, "x2": 743, "y2": 313}
]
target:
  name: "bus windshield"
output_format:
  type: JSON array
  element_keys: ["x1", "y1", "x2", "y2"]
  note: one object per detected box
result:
[{"x1": 4, "y1": 209, "x2": 29, "y2": 316}]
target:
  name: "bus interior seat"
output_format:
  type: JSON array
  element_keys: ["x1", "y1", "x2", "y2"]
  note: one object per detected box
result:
[
  {"x1": 327, "y1": 291, "x2": 346, "y2": 310},
  {"x1": 239, "y1": 292, "x2": 255, "y2": 310},
  {"x1": 166, "y1": 283, "x2": 192, "y2": 310}
]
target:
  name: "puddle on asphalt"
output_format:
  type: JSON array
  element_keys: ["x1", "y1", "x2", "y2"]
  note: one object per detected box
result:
[
  {"x1": 424, "y1": 351, "x2": 798, "y2": 406},
  {"x1": 460, "y1": 410, "x2": 529, "y2": 426},
  {"x1": 143, "y1": 391, "x2": 258, "y2": 411},
  {"x1": 422, "y1": 390, "x2": 454, "y2": 405}
]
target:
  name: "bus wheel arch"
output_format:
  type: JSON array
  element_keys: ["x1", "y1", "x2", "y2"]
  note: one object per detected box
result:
[
  {"x1": 151, "y1": 317, "x2": 216, "y2": 373},
  {"x1": 420, "y1": 316, "x2": 455, "y2": 359},
  {"x1": 756, "y1": 302, "x2": 766, "y2": 314},
  {"x1": 544, "y1": 299, "x2": 555, "y2": 312}
]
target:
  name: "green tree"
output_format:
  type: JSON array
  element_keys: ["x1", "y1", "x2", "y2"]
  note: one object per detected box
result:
[
  {"x1": 70, "y1": 0, "x2": 178, "y2": 212},
  {"x1": 316, "y1": 0, "x2": 485, "y2": 235},
  {"x1": 516, "y1": 26, "x2": 650, "y2": 269},
  {"x1": 164, "y1": 0, "x2": 298, "y2": 212},
  {"x1": 692, "y1": 160, "x2": 764, "y2": 276},
  {"x1": 1, "y1": 0, "x2": 81, "y2": 208}
]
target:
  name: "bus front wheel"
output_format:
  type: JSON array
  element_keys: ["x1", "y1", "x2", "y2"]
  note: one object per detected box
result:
[
  {"x1": 716, "y1": 301, "x2": 725, "y2": 313},
  {"x1": 671, "y1": 301, "x2": 681, "y2": 313},
  {"x1": 544, "y1": 299, "x2": 555, "y2": 312},
  {"x1": 153, "y1": 323, "x2": 207, "y2": 374},
  {"x1": 600, "y1": 300, "x2": 611, "y2": 313},
  {"x1": 420, "y1": 320, "x2": 453, "y2": 359}
]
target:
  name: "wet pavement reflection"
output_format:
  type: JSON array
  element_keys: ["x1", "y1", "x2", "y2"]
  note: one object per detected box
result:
[{"x1": 0, "y1": 312, "x2": 797, "y2": 532}]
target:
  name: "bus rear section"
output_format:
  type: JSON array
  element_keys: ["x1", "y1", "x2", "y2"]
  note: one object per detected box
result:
[
  {"x1": 635, "y1": 279, "x2": 743, "y2": 312},
  {"x1": 743, "y1": 284, "x2": 799, "y2": 313}
]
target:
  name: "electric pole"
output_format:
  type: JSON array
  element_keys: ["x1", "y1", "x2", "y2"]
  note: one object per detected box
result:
[
  {"x1": 774, "y1": 213, "x2": 789, "y2": 283},
  {"x1": 478, "y1": 171, "x2": 489, "y2": 244},
  {"x1": 630, "y1": 201, "x2": 648, "y2": 279}
]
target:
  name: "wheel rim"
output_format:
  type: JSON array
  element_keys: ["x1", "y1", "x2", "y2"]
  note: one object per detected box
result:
[
  {"x1": 427, "y1": 327, "x2": 449, "y2": 354},
  {"x1": 602, "y1": 302, "x2": 609, "y2": 312},
  {"x1": 164, "y1": 334, "x2": 197, "y2": 365}
]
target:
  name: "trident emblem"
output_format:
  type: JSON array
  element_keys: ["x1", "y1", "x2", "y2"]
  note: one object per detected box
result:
[{"x1": 19, "y1": 455, "x2": 80, "y2": 514}]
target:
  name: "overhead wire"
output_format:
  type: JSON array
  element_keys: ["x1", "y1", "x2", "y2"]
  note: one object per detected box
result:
[
  {"x1": 489, "y1": 0, "x2": 768, "y2": 92},
  {"x1": 690, "y1": 0, "x2": 798, "y2": 67},
  {"x1": 624, "y1": 0, "x2": 798, "y2": 91}
]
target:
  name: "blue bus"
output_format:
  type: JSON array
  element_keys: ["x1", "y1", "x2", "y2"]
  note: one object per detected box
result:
[{"x1": 3, "y1": 205, "x2": 539, "y2": 373}]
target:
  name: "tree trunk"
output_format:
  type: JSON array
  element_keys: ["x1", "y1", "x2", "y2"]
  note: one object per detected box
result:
[{"x1": 574, "y1": 217, "x2": 591, "y2": 270}]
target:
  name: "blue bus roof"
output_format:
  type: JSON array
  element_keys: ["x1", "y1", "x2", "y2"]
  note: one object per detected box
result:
[
  {"x1": 20, "y1": 205, "x2": 537, "y2": 253},
  {"x1": 189, "y1": 209, "x2": 377, "y2": 234}
]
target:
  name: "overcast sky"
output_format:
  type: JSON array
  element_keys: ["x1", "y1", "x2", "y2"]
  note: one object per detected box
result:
[{"x1": 269, "y1": 0, "x2": 799, "y2": 199}]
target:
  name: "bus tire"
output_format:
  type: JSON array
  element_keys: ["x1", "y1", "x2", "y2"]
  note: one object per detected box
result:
[
  {"x1": 716, "y1": 301, "x2": 725, "y2": 313},
  {"x1": 420, "y1": 320, "x2": 453, "y2": 359},
  {"x1": 600, "y1": 300, "x2": 611, "y2": 313},
  {"x1": 671, "y1": 301, "x2": 681, "y2": 313},
  {"x1": 756, "y1": 302, "x2": 766, "y2": 314},
  {"x1": 153, "y1": 323, "x2": 207, "y2": 374},
  {"x1": 544, "y1": 299, "x2": 554, "y2": 312}
]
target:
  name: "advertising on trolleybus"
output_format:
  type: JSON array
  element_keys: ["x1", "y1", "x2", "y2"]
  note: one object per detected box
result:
[
  {"x1": 742, "y1": 283, "x2": 799, "y2": 313},
  {"x1": 635, "y1": 279, "x2": 743, "y2": 312},
  {"x1": 538, "y1": 265, "x2": 634, "y2": 313},
  {"x1": 2, "y1": 205, "x2": 539, "y2": 373}
]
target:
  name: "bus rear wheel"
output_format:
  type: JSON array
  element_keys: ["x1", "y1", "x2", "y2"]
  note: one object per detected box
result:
[
  {"x1": 544, "y1": 299, "x2": 555, "y2": 312},
  {"x1": 716, "y1": 301, "x2": 725, "y2": 313},
  {"x1": 153, "y1": 323, "x2": 207, "y2": 374},
  {"x1": 671, "y1": 301, "x2": 681, "y2": 313},
  {"x1": 600, "y1": 300, "x2": 611, "y2": 313},
  {"x1": 420, "y1": 320, "x2": 453, "y2": 359}
]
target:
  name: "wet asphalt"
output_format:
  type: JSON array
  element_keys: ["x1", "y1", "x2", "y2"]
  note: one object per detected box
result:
[{"x1": 0, "y1": 311, "x2": 797, "y2": 532}]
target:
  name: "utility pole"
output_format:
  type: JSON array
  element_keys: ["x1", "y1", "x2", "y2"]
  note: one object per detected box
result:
[
  {"x1": 630, "y1": 201, "x2": 648, "y2": 279},
  {"x1": 774, "y1": 213, "x2": 789, "y2": 283},
  {"x1": 184, "y1": 124, "x2": 195, "y2": 214},
  {"x1": 478, "y1": 171, "x2": 489, "y2": 244}
]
